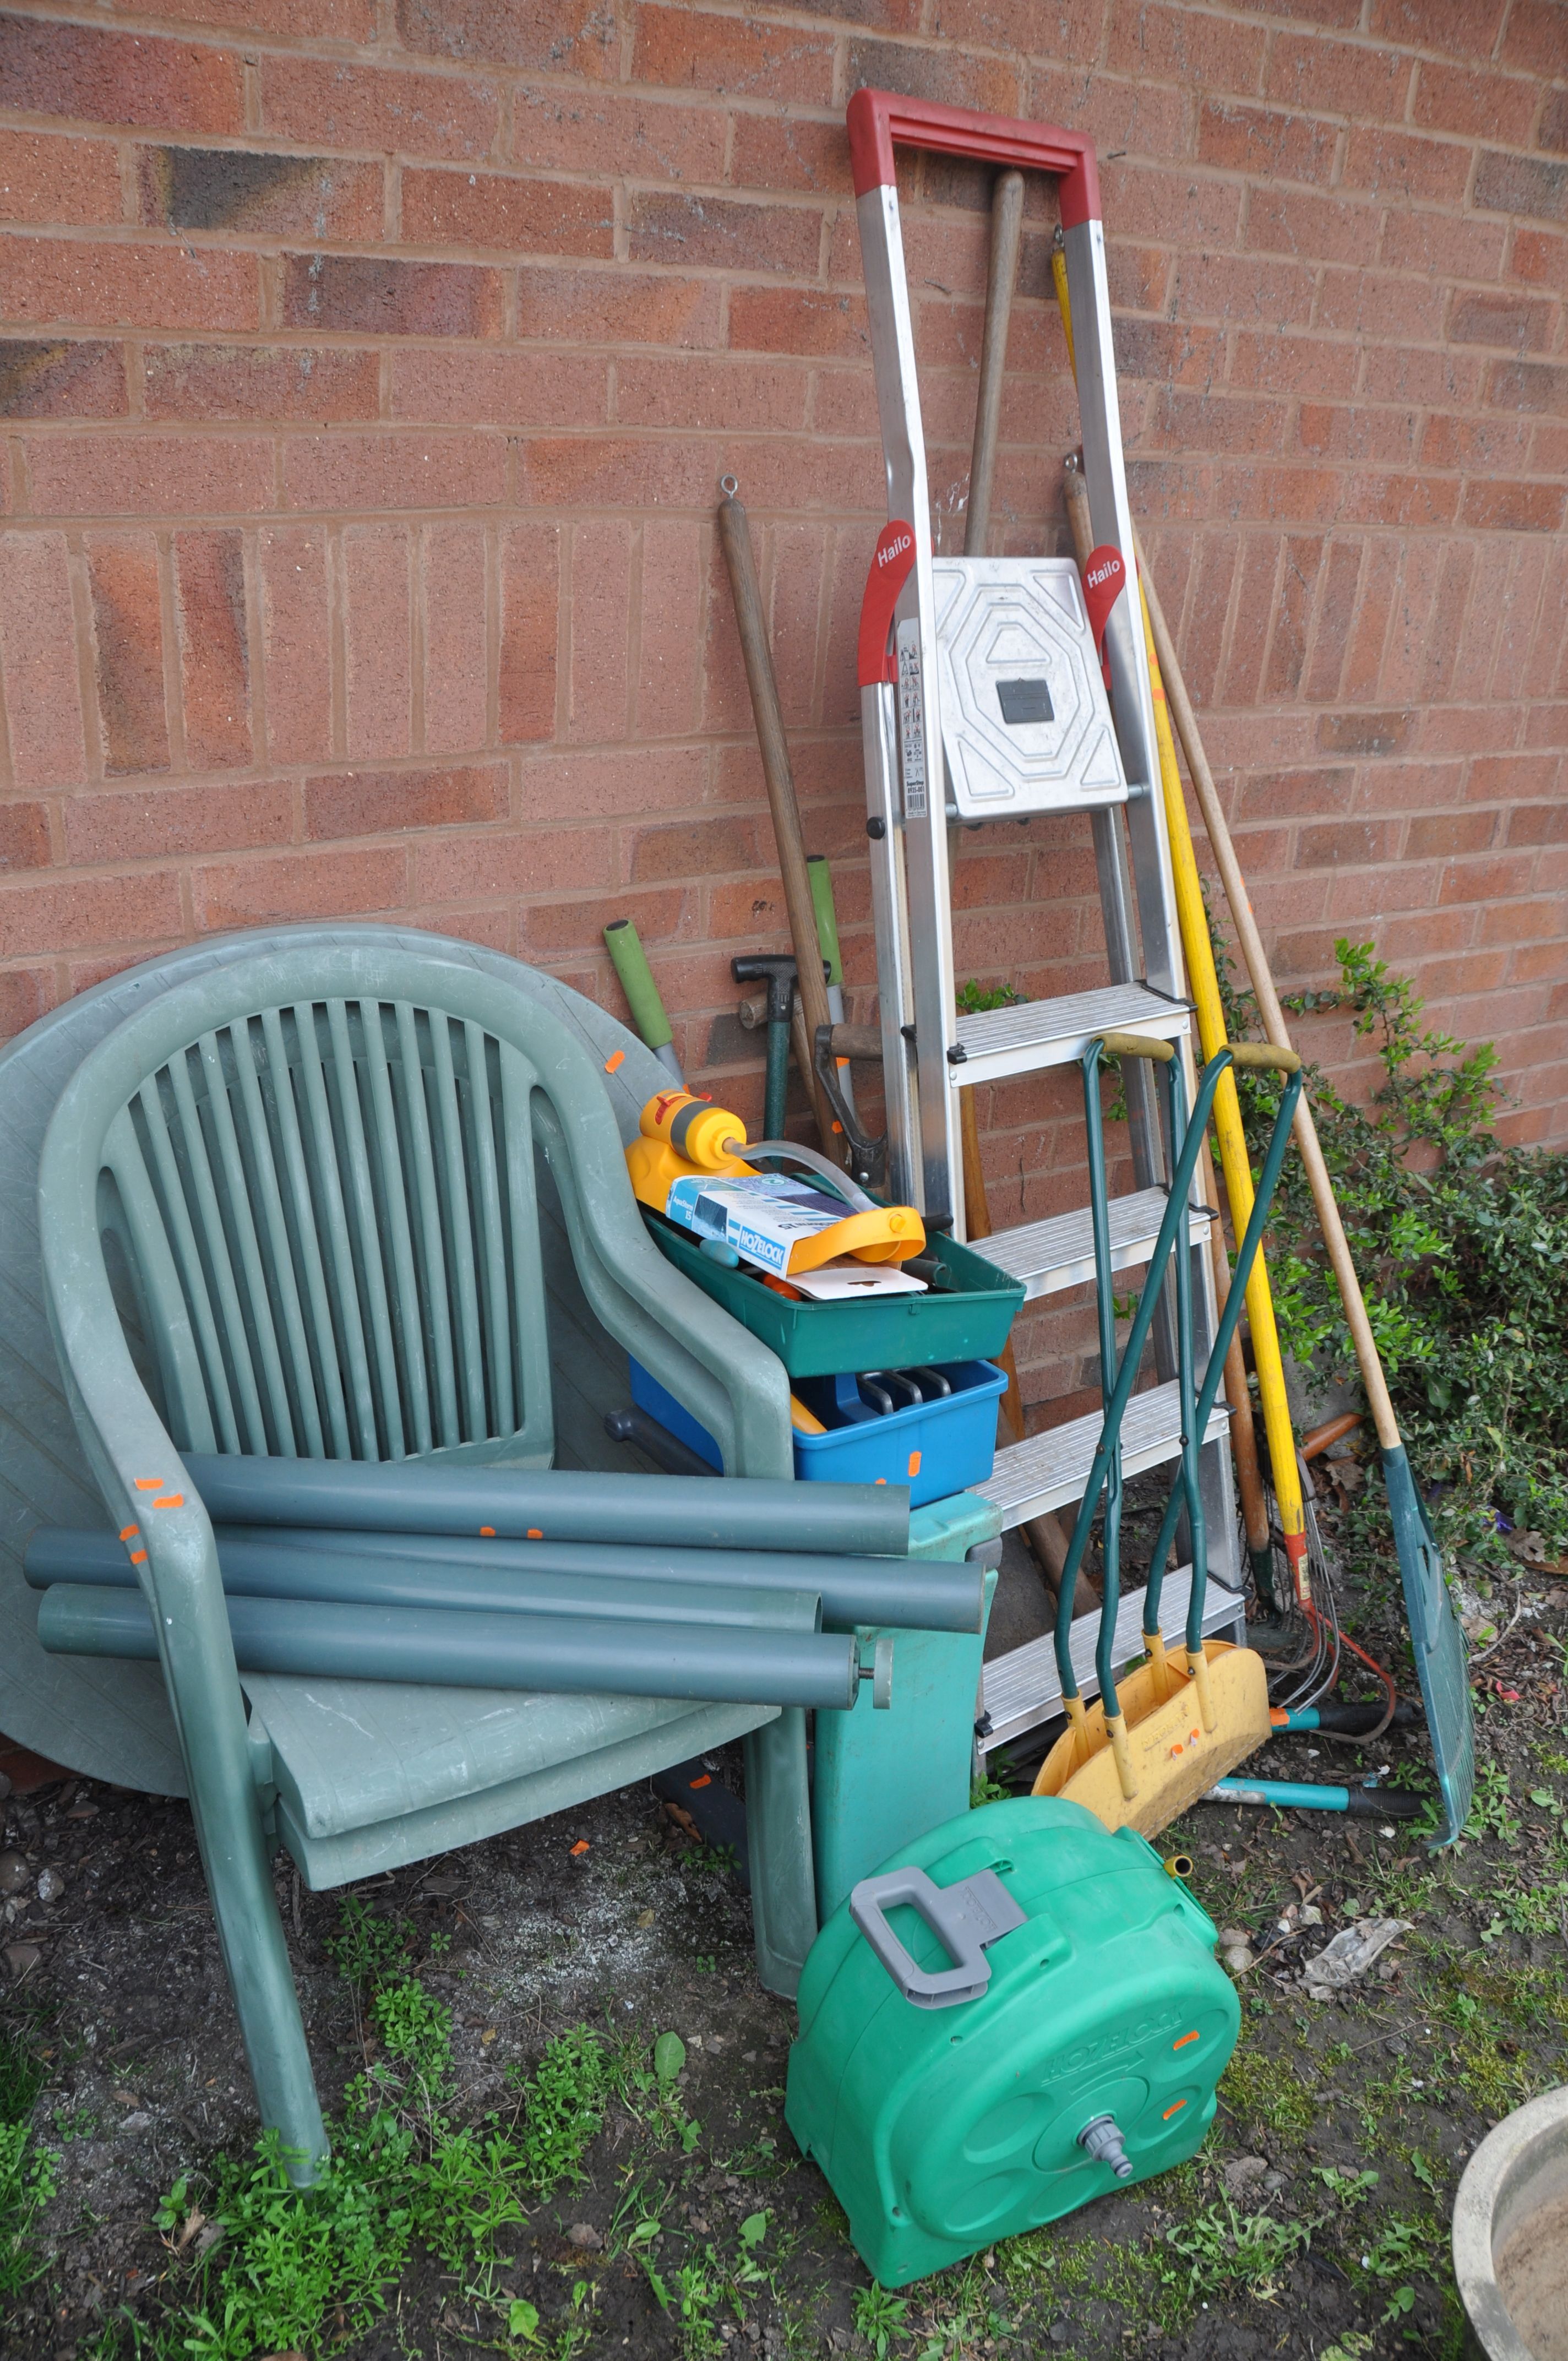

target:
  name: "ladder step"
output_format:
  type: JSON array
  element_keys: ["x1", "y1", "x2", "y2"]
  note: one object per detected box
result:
[
  {"x1": 972, "y1": 1379, "x2": 1232, "y2": 1532},
  {"x1": 979, "y1": 1188, "x2": 1214, "y2": 1303},
  {"x1": 977, "y1": 1563, "x2": 1247, "y2": 1755},
  {"x1": 950, "y1": 982, "x2": 1189, "y2": 1090}
]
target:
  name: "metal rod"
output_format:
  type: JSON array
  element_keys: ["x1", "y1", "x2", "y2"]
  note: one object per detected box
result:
[{"x1": 177, "y1": 1452, "x2": 911, "y2": 1559}]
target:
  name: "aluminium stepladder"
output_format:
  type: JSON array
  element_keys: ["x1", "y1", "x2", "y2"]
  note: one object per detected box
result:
[{"x1": 846, "y1": 89, "x2": 1245, "y2": 1757}]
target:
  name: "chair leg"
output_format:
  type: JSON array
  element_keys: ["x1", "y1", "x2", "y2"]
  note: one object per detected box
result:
[
  {"x1": 743, "y1": 1708, "x2": 818, "y2": 1999},
  {"x1": 179, "y1": 1702, "x2": 329, "y2": 2183}
]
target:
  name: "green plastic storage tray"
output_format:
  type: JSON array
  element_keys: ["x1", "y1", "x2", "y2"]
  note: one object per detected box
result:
[{"x1": 644, "y1": 1213, "x2": 1023, "y2": 1379}]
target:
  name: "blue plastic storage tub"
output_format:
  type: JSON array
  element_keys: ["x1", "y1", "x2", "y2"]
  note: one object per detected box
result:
[{"x1": 629, "y1": 1358, "x2": 1006, "y2": 1509}]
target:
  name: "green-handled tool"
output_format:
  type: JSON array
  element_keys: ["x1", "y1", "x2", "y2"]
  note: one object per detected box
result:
[
  {"x1": 605, "y1": 917, "x2": 683, "y2": 1082},
  {"x1": 808, "y1": 854, "x2": 857, "y2": 1119}
]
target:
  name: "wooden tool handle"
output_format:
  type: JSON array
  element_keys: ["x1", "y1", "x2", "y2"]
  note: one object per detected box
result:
[
  {"x1": 1136, "y1": 545, "x2": 1402, "y2": 1452},
  {"x1": 965, "y1": 169, "x2": 1026, "y2": 557},
  {"x1": 717, "y1": 487, "x2": 842, "y2": 1158}
]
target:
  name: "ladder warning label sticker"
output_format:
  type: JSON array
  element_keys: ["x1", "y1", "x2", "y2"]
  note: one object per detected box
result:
[{"x1": 896, "y1": 620, "x2": 928, "y2": 820}]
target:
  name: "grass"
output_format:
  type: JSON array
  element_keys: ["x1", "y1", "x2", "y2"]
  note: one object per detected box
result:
[{"x1": 1, "y1": 2023, "x2": 55, "y2": 2299}]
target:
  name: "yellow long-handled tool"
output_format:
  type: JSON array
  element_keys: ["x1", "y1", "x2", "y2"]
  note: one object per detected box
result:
[{"x1": 1052, "y1": 243, "x2": 1309, "y2": 1610}]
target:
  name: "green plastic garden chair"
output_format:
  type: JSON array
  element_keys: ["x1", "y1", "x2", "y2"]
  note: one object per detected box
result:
[{"x1": 36, "y1": 934, "x2": 814, "y2": 2180}]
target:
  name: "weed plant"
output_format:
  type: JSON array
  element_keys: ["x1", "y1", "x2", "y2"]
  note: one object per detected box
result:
[
  {"x1": 1218, "y1": 933, "x2": 1568, "y2": 1563},
  {"x1": 0, "y1": 2026, "x2": 55, "y2": 2299}
]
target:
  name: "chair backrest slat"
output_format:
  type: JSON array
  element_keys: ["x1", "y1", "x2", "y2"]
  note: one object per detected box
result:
[
  {"x1": 256, "y1": 1007, "x2": 353, "y2": 1460},
  {"x1": 95, "y1": 981, "x2": 552, "y2": 1468},
  {"x1": 225, "y1": 1015, "x2": 325, "y2": 1459}
]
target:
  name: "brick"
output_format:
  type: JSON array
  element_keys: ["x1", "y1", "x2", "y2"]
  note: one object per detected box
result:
[
  {"x1": 1437, "y1": 853, "x2": 1537, "y2": 907},
  {"x1": 1266, "y1": 32, "x2": 1411, "y2": 119},
  {"x1": 1264, "y1": 535, "x2": 1324, "y2": 700},
  {"x1": 1113, "y1": 319, "x2": 1224, "y2": 387},
  {"x1": 0, "y1": 338, "x2": 126, "y2": 420},
  {"x1": 1301, "y1": 538, "x2": 1364, "y2": 701},
  {"x1": 1506, "y1": 801, "x2": 1568, "y2": 846},
  {"x1": 283, "y1": 433, "x2": 506, "y2": 513},
  {"x1": 0, "y1": 13, "x2": 243, "y2": 135},
  {"x1": 1414, "y1": 62, "x2": 1539, "y2": 145},
  {"x1": 194, "y1": 846, "x2": 407, "y2": 933},
  {"x1": 1363, "y1": 346, "x2": 1482, "y2": 409},
  {"x1": 633, "y1": 519, "x2": 702, "y2": 739},
  {"x1": 514, "y1": 89, "x2": 728, "y2": 184},
  {"x1": 1316, "y1": 270, "x2": 1447, "y2": 344},
  {"x1": 516, "y1": 265, "x2": 723, "y2": 349},
  {"x1": 633, "y1": 7, "x2": 835, "y2": 104},
  {"x1": 1228, "y1": 334, "x2": 1355, "y2": 398},
  {"x1": 1378, "y1": 209, "x2": 1506, "y2": 280},
  {"x1": 27, "y1": 433, "x2": 273, "y2": 519},
  {"x1": 344, "y1": 525, "x2": 411, "y2": 761},
  {"x1": 944, "y1": 0, "x2": 1099, "y2": 49},
  {"x1": 85, "y1": 534, "x2": 169, "y2": 776},
  {"x1": 0, "y1": 129, "x2": 121, "y2": 226},
  {"x1": 1460, "y1": 753, "x2": 1559, "y2": 806},
  {"x1": 282, "y1": 254, "x2": 503, "y2": 339},
  {"x1": 0, "y1": 870, "x2": 182, "y2": 958},
  {"x1": 258, "y1": 56, "x2": 499, "y2": 162},
  {"x1": 1140, "y1": 386, "x2": 1284, "y2": 455},
  {"x1": 175, "y1": 529, "x2": 251, "y2": 770},
  {"x1": 1543, "y1": 94, "x2": 1568, "y2": 157},
  {"x1": 1244, "y1": 184, "x2": 1378, "y2": 267},
  {"x1": 1511, "y1": 230, "x2": 1568, "y2": 292},
  {"x1": 0, "y1": 965, "x2": 52, "y2": 1034},
  {"x1": 1461, "y1": 480, "x2": 1567, "y2": 533},
  {"x1": 420, "y1": 522, "x2": 488, "y2": 757},
  {"x1": 138, "y1": 147, "x2": 382, "y2": 241},
  {"x1": 1449, "y1": 290, "x2": 1555, "y2": 349},
  {"x1": 0, "y1": 797, "x2": 49, "y2": 874},
  {"x1": 304, "y1": 759, "x2": 504, "y2": 841},
  {"x1": 1100, "y1": 160, "x2": 1244, "y2": 249},
  {"x1": 1027, "y1": 64, "x2": 1188, "y2": 162},
  {"x1": 1107, "y1": 1, "x2": 1266, "y2": 93},
  {"x1": 397, "y1": 0, "x2": 617, "y2": 75},
  {"x1": 148, "y1": 0, "x2": 373, "y2": 29},
  {"x1": 1297, "y1": 403, "x2": 1419, "y2": 464},
  {"x1": 565, "y1": 519, "x2": 633, "y2": 744},
  {"x1": 415, "y1": 823, "x2": 608, "y2": 903},
  {"x1": 1474, "y1": 151, "x2": 1568, "y2": 223},
  {"x1": 1337, "y1": 472, "x2": 1461, "y2": 530},
  {"x1": 64, "y1": 777, "x2": 291, "y2": 864},
  {"x1": 499, "y1": 521, "x2": 558, "y2": 743},
  {"x1": 1504, "y1": 0, "x2": 1568, "y2": 72},
  {"x1": 627, "y1": 193, "x2": 821, "y2": 277},
  {"x1": 728, "y1": 287, "x2": 867, "y2": 359},
  {"x1": 631, "y1": 815, "x2": 756, "y2": 884},
  {"x1": 730, "y1": 113, "x2": 852, "y2": 199},
  {"x1": 401, "y1": 168, "x2": 613, "y2": 258},
  {"x1": 617, "y1": 355, "x2": 809, "y2": 434},
  {"x1": 845, "y1": 37, "x2": 1022, "y2": 116},
  {"x1": 1217, "y1": 537, "x2": 1279, "y2": 707},
  {"x1": 259, "y1": 526, "x2": 332, "y2": 767},
  {"x1": 524, "y1": 746, "x2": 705, "y2": 823},
  {"x1": 1197, "y1": 100, "x2": 1337, "y2": 186},
  {"x1": 1404, "y1": 810, "x2": 1499, "y2": 859},
  {"x1": 1370, "y1": 0, "x2": 1508, "y2": 58},
  {"x1": 520, "y1": 435, "x2": 716, "y2": 512},
  {"x1": 1233, "y1": 765, "x2": 1354, "y2": 823},
  {"x1": 1487, "y1": 358, "x2": 1568, "y2": 415},
  {"x1": 1419, "y1": 411, "x2": 1532, "y2": 471},
  {"x1": 1317, "y1": 709, "x2": 1412, "y2": 757},
  {"x1": 1104, "y1": 242, "x2": 1170, "y2": 314},
  {"x1": 1342, "y1": 128, "x2": 1473, "y2": 206},
  {"x1": 0, "y1": 234, "x2": 257, "y2": 334},
  {"x1": 0, "y1": 532, "x2": 86, "y2": 788},
  {"x1": 1175, "y1": 254, "x2": 1315, "y2": 328},
  {"x1": 390, "y1": 346, "x2": 607, "y2": 425},
  {"x1": 144, "y1": 342, "x2": 380, "y2": 423}
]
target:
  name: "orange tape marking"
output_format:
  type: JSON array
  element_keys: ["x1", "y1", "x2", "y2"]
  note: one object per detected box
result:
[
  {"x1": 1162, "y1": 2099, "x2": 1188, "y2": 2119},
  {"x1": 569, "y1": 1839, "x2": 590, "y2": 1856},
  {"x1": 478, "y1": 1526, "x2": 496, "y2": 1538},
  {"x1": 153, "y1": 1494, "x2": 183, "y2": 1509},
  {"x1": 134, "y1": 1477, "x2": 164, "y2": 1492},
  {"x1": 119, "y1": 1526, "x2": 139, "y2": 1542},
  {"x1": 527, "y1": 1527, "x2": 543, "y2": 1539},
  {"x1": 689, "y1": 1774, "x2": 711, "y2": 1789},
  {"x1": 130, "y1": 1549, "x2": 148, "y2": 1564},
  {"x1": 1172, "y1": 2030, "x2": 1199, "y2": 2050},
  {"x1": 605, "y1": 1050, "x2": 625, "y2": 1073},
  {"x1": 907, "y1": 1449, "x2": 922, "y2": 1478}
]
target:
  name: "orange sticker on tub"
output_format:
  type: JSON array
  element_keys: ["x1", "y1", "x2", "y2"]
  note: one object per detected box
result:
[
  {"x1": 119, "y1": 1526, "x2": 139, "y2": 1542},
  {"x1": 527, "y1": 1528, "x2": 543, "y2": 1539},
  {"x1": 153, "y1": 1494, "x2": 183, "y2": 1509},
  {"x1": 1172, "y1": 2031, "x2": 1199, "y2": 2050},
  {"x1": 907, "y1": 1450, "x2": 922, "y2": 1478},
  {"x1": 605, "y1": 1051, "x2": 625, "y2": 1073},
  {"x1": 1162, "y1": 2099, "x2": 1188, "y2": 2119},
  {"x1": 134, "y1": 1477, "x2": 164, "y2": 1491},
  {"x1": 130, "y1": 1549, "x2": 148, "y2": 1564},
  {"x1": 479, "y1": 1526, "x2": 496, "y2": 1538}
]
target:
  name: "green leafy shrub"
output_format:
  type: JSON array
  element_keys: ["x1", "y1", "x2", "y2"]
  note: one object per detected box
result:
[{"x1": 1221, "y1": 934, "x2": 1568, "y2": 1563}]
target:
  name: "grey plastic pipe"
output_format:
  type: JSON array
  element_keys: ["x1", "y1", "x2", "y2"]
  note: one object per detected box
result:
[
  {"x1": 25, "y1": 1529, "x2": 822, "y2": 1633},
  {"x1": 28, "y1": 1523, "x2": 980, "y2": 1635},
  {"x1": 219, "y1": 1525, "x2": 981, "y2": 1634},
  {"x1": 37, "y1": 1585, "x2": 868, "y2": 1711},
  {"x1": 179, "y1": 1452, "x2": 910, "y2": 1558}
]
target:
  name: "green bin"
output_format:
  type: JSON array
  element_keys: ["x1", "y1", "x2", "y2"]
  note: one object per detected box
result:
[{"x1": 644, "y1": 1213, "x2": 1023, "y2": 1379}]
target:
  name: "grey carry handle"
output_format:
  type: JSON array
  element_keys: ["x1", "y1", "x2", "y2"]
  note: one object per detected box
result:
[{"x1": 849, "y1": 1864, "x2": 1026, "y2": 2009}]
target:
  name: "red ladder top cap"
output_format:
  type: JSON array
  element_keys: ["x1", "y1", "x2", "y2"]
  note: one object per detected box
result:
[{"x1": 846, "y1": 87, "x2": 1101, "y2": 227}]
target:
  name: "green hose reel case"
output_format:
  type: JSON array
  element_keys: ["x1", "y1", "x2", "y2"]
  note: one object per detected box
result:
[{"x1": 785, "y1": 1797, "x2": 1239, "y2": 2288}]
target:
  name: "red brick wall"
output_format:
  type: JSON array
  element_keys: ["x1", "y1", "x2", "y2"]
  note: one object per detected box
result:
[{"x1": 1, "y1": 1, "x2": 1564, "y2": 1358}]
